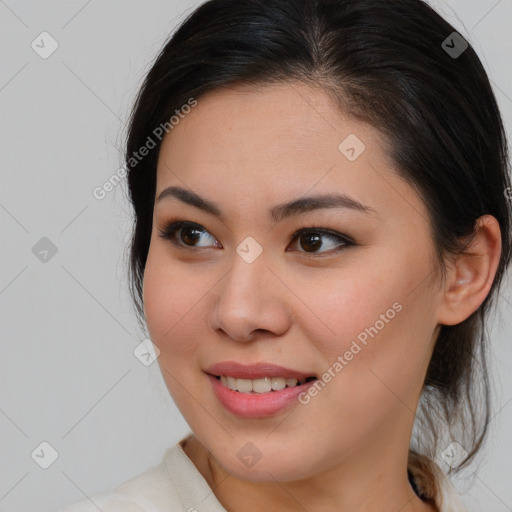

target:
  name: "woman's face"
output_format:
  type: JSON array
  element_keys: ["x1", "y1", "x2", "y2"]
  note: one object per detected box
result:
[{"x1": 143, "y1": 82, "x2": 445, "y2": 482}]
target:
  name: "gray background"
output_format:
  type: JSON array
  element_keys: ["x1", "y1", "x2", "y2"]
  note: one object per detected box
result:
[{"x1": 0, "y1": 1, "x2": 511, "y2": 510}]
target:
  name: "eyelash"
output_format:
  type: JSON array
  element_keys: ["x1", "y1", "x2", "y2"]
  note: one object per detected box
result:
[{"x1": 157, "y1": 219, "x2": 354, "y2": 257}]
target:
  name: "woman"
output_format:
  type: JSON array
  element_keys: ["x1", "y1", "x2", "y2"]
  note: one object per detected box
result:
[{"x1": 60, "y1": 0, "x2": 511, "y2": 510}]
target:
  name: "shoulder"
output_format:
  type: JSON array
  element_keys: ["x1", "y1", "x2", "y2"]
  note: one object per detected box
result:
[
  {"x1": 57, "y1": 435, "x2": 217, "y2": 512},
  {"x1": 56, "y1": 456, "x2": 174, "y2": 512}
]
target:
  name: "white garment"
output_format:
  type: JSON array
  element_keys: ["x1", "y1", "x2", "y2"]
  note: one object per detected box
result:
[{"x1": 58, "y1": 433, "x2": 468, "y2": 512}]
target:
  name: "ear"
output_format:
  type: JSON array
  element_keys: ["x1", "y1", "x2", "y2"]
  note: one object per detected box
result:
[{"x1": 436, "y1": 215, "x2": 502, "y2": 326}]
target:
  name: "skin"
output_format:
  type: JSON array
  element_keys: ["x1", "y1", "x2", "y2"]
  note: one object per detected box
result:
[{"x1": 142, "y1": 81, "x2": 501, "y2": 512}]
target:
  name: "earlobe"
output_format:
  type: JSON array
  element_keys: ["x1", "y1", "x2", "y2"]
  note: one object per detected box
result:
[{"x1": 436, "y1": 215, "x2": 502, "y2": 326}]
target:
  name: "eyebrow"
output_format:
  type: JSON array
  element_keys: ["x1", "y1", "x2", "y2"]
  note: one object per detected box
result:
[{"x1": 156, "y1": 186, "x2": 379, "y2": 223}]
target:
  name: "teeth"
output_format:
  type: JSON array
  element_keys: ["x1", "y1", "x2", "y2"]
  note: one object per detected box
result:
[
  {"x1": 271, "y1": 377, "x2": 286, "y2": 391},
  {"x1": 236, "y1": 378, "x2": 253, "y2": 393},
  {"x1": 218, "y1": 375, "x2": 308, "y2": 393},
  {"x1": 253, "y1": 377, "x2": 272, "y2": 393}
]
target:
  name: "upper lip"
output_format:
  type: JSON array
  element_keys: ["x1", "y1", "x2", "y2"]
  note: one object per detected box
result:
[{"x1": 205, "y1": 361, "x2": 317, "y2": 380}]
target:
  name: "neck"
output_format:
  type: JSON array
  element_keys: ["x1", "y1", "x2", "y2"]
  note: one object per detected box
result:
[{"x1": 182, "y1": 432, "x2": 438, "y2": 512}]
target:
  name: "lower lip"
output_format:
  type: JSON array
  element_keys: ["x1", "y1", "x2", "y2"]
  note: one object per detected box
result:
[{"x1": 207, "y1": 374, "x2": 317, "y2": 418}]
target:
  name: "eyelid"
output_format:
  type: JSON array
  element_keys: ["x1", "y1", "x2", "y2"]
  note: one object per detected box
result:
[
  {"x1": 287, "y1": 224, "x2": 353, "y2": 257},
  {"x1": 289, "y1": 222, "x2": 354, "y2": 245},
  {"x1": 157, "y1": 219, "x2": 354, "y2": 255},
  {"x1": 158, "y1": 220, "x2": 220, "y2": 249}
]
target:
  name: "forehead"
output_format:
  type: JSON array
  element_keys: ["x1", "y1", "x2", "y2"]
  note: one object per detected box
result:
[
  {"x1": 154, "y1": 82, "x2": 426, "y2": 227},
  {"x1": 160, "y1": 82, "x2": 361, "y2": 154},
  {"x1": 157, "y1": 82, "x2": 378, "y2": 179}
]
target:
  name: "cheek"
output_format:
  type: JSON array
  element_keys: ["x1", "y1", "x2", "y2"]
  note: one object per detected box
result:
[
  {"x1": 142, "y1": 248, "x2": 208, "y2": 357},
  {"x1": 294, "y1": 261, "x2": 402, "y2": 357},
  {"x1": 297, "y1": 254, "x2": 436, "y2": 410},
  {"x1": 142, "y1": 251, "x2": 212, "y2": 413}
]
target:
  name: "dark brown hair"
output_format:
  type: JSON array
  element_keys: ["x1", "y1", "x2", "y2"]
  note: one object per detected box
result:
[{"x1": 123, "y1": 0, "x2": 511, "y2": 473}]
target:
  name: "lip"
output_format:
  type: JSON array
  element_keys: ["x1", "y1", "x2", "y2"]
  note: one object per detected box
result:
[
  {"x1": 207, "y1": 374, "x2": 318, "y2": 418},
  {"x1": 204, "y1": 361, "x2": 317, "y2": 380}
]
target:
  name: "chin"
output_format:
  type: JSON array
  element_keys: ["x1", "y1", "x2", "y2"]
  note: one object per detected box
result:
[{"x1": 210, "y1": 445, "x2": 319, "y2": 483}]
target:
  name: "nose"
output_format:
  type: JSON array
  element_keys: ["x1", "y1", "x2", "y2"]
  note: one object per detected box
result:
[{"x1": 208, "y1": 250, "x2": 291, "y2": 343}]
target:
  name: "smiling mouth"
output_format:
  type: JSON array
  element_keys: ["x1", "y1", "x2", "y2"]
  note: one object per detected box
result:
[{"x1": 212, "y1": 374, "x2": 318, "y2": 394}]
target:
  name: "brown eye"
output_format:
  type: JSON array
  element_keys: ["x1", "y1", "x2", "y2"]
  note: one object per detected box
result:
[
  {"x1": 288, "y1": 227, "x2": 353, "y2": 256},
  {"x1": 158, "y1": 220, "x2": 353, "y2": 256},
  {"x1": 179, "y1": 226, "x2": 203, "y2": 246},
  {"x1": 158, "y1": 221, "x2": 222, "y2": 249},
  {"x1": 298, "y1": 232, "x2": 323, "y2": 252}
]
